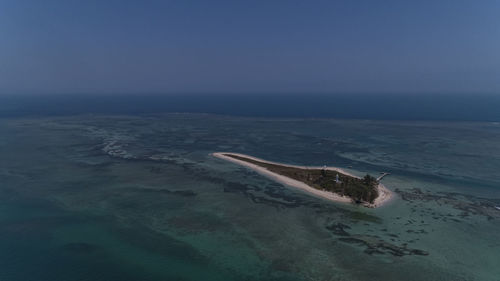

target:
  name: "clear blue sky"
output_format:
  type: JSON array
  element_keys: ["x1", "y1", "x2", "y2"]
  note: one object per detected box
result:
[{"x1": 1, "y1": 0, "x2": 499, "y2": 95}]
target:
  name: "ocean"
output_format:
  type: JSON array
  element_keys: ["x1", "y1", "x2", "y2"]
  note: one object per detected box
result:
[
  {"x1": 0, "y1": 103, "x2": 500, "y2": 280},
  {"x1": 2, "y1": 93, "x2": 500, "y2": 121}
]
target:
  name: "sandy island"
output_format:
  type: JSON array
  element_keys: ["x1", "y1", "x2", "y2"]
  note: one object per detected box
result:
[{"x1": 213, "y1": 152, "x2": 393, "y2": 208}]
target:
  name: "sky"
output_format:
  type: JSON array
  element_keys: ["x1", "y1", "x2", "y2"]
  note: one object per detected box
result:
[{"x1": 0, "y1": 0, "x2": 499, "y2": 96}]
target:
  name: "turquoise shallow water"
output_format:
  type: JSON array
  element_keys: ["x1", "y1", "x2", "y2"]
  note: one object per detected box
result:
[{"x1": 1, "y1": 114, "x2": 499, "y2": 281}]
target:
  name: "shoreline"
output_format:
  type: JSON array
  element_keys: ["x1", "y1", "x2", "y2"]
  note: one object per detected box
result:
[{"x1": 212, "y1": 152, "x2": 394, "y2": 208}]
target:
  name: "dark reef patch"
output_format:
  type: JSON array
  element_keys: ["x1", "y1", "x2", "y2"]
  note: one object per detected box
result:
[
  {"x1": 325, "y1": 218, "x2": 429, "y2": 257},
  {"x1": 395, "y1": 188, "x2": 500, "y2": 220},
  {"x1": 339, "y1": 235, "x2": 429, "y2": 257},
  {"x1": 326, "y1": 223, "x2": 351, "y2": 236}
]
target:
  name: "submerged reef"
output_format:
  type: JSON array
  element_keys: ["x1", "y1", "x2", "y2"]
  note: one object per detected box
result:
[{"x1": 396, "y1": 188, "x2": 500, "y2": 220}]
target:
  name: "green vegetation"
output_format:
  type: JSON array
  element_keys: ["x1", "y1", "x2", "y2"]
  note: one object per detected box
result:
[{"x1": 224, "y1": 154, "x2": 379, "y2": 204}]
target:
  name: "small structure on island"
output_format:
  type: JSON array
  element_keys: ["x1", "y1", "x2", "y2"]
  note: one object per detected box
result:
[{"x1": 335, "y1": 173, "x2": 342, "y2": 184}]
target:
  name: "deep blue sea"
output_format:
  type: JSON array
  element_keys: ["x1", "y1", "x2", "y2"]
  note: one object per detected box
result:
[
  {"x1": 1, "y1": 95, "x2": 500, "y2": 280},
  {"x1": 1, "y1": 93, "x2": 500, "y2": 121}
]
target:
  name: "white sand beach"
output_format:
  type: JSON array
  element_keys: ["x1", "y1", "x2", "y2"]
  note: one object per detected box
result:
[{"x1": 213, "y1": 152, "x2": 393, "y2": 208}]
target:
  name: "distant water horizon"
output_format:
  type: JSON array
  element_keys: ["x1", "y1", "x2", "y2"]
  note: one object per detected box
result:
[{"x1": 1, "y1": 93, "x2": 500, "y2": 121}]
